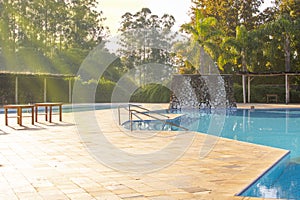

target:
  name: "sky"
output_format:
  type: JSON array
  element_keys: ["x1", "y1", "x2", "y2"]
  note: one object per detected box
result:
[
  {"x1": 98, "y1": 0, "x2": 191, "y2": 35},
  {"x1": 98, "y1": 0, "x2": 274, "y2": 35}
]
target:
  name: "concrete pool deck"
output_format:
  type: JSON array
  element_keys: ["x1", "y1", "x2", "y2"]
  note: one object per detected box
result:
[
  {"x1": 0, "y1": 104, "x2": 291, "y2": 199},
  {"x1": 238, "y1": 103, "x2": 300, "y2": 109}
]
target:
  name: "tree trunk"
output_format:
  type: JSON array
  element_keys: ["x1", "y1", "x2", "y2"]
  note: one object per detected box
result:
[
  {"x1": 241, "y1": 49, "x2": 247, "y2": 72},
  {"x1": 284, "y1": 34, "x2": 291, "y2": 72},
  {"x1": 200, "y1": 47, "x2": 205, "y2": 74}
]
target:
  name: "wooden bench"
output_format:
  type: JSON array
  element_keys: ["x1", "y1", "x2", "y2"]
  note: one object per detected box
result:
[
  {"x1": 4, "y1": 104, "x2": 35, "y2": 126},
  {"x1": 35, "y1": 102, "x2": 63, "y2": 123},
  {"x1": 266, "y1": 94, "x2": 278, "y2": 103}
]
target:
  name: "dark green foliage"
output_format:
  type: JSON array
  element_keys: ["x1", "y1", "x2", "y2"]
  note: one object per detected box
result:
[
  {"x1": 0, "y1": 74, "x2": 72, "y2": 104},
  {"x1": 18, "y1": 77, "x2": 44, "y2": 104},
  {"x1": 290, "y1": 89, "x2": 300, "y2": 103},
  {"x1": 234, "y1": 83, "x2": 300, "y2": 103},
  {"x1": 102, "y1": 58, "x2": 125, "y2": 82},
  {"x1": 233, "y1": 83, "x2": 243, "y2": 103},
  {"x1": 130, "y1": 84, "x2": 171, "y2": 103},
  {"x1": 0, "y1": 75, "x2": 15, "y2": 104},
  {"x1": 46, "y1": 78, "x2": 70, "y2": 103},
  {"x1": 75, "y1": 79, "x2": 171, "y2": 103},
  {"x1": 95, "y1": 78, "x2": 116, "y2": 102}
]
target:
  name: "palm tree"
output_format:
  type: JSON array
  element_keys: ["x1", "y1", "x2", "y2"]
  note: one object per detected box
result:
[
  {"x1": 181, "y1": 10, "x2": 222, "y2": 74},
  {"x1": 220, "y1": 25, "x2": 251, "y2": 72}
]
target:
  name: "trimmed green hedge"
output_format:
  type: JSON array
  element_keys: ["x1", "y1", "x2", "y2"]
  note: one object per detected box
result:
[
  {"x1": 95, "y1": 78, "x2": 116, "y2": 102},
  {"x1": 0, "y1": 76, "x2": 15, "y2": 104},
  {"x1": 6, "y1": 74, "x2": 300, "y2": 104},
  {"x1": 0, "y1": 75, "x2": 171, "y2": 104},
  {"x1": 130, "y1": 84, "x2": 171, "y2": 103},
  {"x1": 0, "y1": 76, "x2": 70, "y2": 104}
]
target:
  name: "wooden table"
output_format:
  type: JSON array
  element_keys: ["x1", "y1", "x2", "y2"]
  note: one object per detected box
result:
[
  {"x1": 35, "y1": 103, "x2": 63, "y2": 123},
  {"x1": 4, "y1": 104, "x2": 35, "y2": 126}
]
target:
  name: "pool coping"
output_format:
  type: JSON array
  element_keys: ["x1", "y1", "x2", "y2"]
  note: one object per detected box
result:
[
  {"x1": 193, "y1": 131, "x2": 290, "y2": 199},
  {"x1": 236, "y1": 150, "x2": 291, "y2": 197},
  {"x1": 237, "y1": 103, "x2": 300, "y2": 110}
]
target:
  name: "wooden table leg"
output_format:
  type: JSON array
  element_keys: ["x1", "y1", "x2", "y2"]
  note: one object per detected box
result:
[
  {"x1": 5, "y1": 108, "x2": 8, "y2": 126},
  {"x1": 35, "y1": 106, "x2": 38, "y2": 122},
  {"x1": 18, "y1": 108, "x2": 22, "y2": 126},
  {"x1": 45, "y1": 106, "x2": 48, "y2": 121},
  {"x1": 59, "y1": 105, "x2": 62, "y2": 121},
  {"x1": 31, "y1": 107, "x2": 34, "y2": 125},
  {"x1": 49, "y1": 106, "x2": 52, "y2": 123}
]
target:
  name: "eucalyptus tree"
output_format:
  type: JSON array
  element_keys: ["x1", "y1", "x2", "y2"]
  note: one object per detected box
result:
[
  {"x1": 66, "y1": 0, "x2": 107, "y2": 50},
  {"x1": 0, "y1": 0, "x2": 107, "y2": 73},
  {"x1": 0, "y1": 0, "x2": 25, "y2": 68},
  {"x1": 117, "y1": 8, "x2": 177, "y2": 85},
  {"x1": 253, "y1": 0, "x2": 298, "y2": 72},
  {"x1": 262, "y1": 15, "x2": 299, "y2": 72},
  {"x1": 276, "y1": 0, "x2": 300, "y2": 71}
]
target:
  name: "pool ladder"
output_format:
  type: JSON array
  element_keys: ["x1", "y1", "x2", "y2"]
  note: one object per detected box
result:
[{"x1": 118, "y1": 104, "x2": 188, "y2": 131}]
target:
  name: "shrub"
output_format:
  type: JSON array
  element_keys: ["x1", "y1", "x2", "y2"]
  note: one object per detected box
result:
[
  {"x1": 130, "y1": 84, "x2": 171, "y2": 103},
  {"x1": 95, "y1": 78, "x2": 116, "y2": 102}
]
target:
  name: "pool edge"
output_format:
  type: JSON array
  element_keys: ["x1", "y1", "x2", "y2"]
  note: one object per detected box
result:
[{"x1": 235, "y1": 150, "x2": 291, "y2": 197}]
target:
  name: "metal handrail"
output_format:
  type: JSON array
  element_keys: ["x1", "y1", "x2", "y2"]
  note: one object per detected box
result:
[
  {"x1": 118, "y1": 105, "x2": 130, "y2": 125},
  {"x1": 129, "y1": 104, "x2": 170, "y2": 119},
  {"x1": 117, "y1": 104, "x2": 188, "y2": 132},
  {"x1": 118, "y1": 104, "x2": 169, "y2": 125},
  {"x1": 129, "y1": 109, "x2": 188, "y2": 131}
]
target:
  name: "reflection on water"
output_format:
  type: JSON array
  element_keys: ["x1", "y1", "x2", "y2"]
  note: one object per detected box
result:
[{"x1": 176, "y1": 109, "x2": 300, "y2": 158}]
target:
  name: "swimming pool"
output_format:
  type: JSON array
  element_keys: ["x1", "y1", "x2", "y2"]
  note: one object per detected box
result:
[{"x1": 126, "y1": 108, "x2": 300, "y2": 199}]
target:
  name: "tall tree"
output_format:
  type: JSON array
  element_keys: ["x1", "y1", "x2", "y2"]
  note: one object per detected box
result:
[
  {"x1": 276, "y1": 0, "x2": 300, "y2": 20},
  {"x1": 262, "y1": 15, "x2": 299, "y2": 72},
  {"x1": 191, "y1": 0, "x2": 265, "y2": 36},
  {"x1": 117, "y1": 8, "x2": 177, "y2": 85},
  {"x1": 258, "y1": 0, "x2": 300, "y2": 72},
  {"x1": 180, "y1": 10, "x2": 222, "y2": 73},
  {"x1": 66, "y1": 0, "x2": 106, "y2": 50},
  {"x1": 219, "y1": 25, "x2": 265, "y2": 72},
  {"x1": 0, "y1": 0, "x2": 107, "y2": 73}
]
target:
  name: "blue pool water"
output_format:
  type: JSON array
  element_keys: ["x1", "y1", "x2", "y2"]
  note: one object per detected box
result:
[{"x1": 126, "y1": 108, "x2": 300, "y2": 199}]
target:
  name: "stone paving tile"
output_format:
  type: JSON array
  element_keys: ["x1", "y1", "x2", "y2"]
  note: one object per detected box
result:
[
  {"x1": 149, "y1": 196, "x2": 177, "y2": 200},
  {"x1": 65, "y1": 192, "x2": 95, "y2": 200},
  {"x1": 93, "y1": 192, "x2": 122, "y2": 200},
  {"x1": 0, "y1": 107, "x2": 289, "y2": 200}
]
